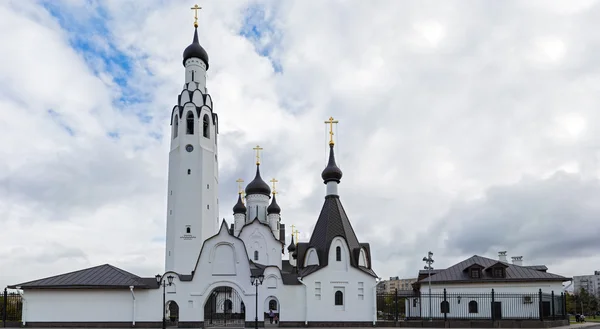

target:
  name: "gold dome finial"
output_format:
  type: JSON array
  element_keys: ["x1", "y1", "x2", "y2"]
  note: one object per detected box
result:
[
  {"x1": 253, "y1": 145, "x2": 264, "y2": 165},
  {"x1": 270, "y1": 178, "x2": 279, "y2": 195},
  {"x1": 324, "y1": 116, "x2": 339, "y2": 146},
  {"x1": 190, "y1": 4, "x2": 202, "y2": 28}
]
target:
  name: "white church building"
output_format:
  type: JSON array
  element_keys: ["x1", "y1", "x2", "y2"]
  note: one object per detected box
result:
[{"x1": 9, "y1": 15, "x2": 378, "y2": 328}]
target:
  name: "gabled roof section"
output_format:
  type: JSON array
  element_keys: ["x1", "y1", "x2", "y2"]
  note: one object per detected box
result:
[
  {"x1": 485, "y1": 261, "x2": 509, "y2": 270},
  {"x1": 418, "y1": 255, "x2": 570, "y2": 284},
  {"x1": 307, "y1": 195, "x2": 361, "y2": 267},
  {"x1": 299, "y1": 195, "x2": 376, "y2": 278},
  {"x1": 8, "y1": 264, "x2": 158, "y2": 290},
  {"x1": 237, "y1": 217, "x2": 283, "y2": 245}
]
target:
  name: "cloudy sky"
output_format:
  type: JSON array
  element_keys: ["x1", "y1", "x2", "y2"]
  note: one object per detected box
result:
[{"x1": 2, "y1": 0, "x2": 600, "y2": 290}]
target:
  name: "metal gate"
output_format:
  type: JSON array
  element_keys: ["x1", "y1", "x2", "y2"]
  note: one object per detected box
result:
[{"x1": 204, "y1": 286, "x2": 246, "y2": 327}]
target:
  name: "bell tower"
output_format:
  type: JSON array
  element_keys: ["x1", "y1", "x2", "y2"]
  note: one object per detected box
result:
[{"x1": 165, "y1": 8, "x2": 218, "y2": 274}]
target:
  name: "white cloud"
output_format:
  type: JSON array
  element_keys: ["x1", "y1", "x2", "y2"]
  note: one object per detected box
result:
[{"x1": 1, "y1": 0, "x2": 600, "y2": 290}]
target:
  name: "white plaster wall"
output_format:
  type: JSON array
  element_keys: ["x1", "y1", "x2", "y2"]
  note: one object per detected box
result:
[
  {"x1": 238, "y1": 221, "x2": 282, "y2": 268},
  {"x1": 299, "y1": 239, "x2": 377, "y2": 322},
  {"x1": 165, "y1": 88, "x2": 218, "y2": 275},
  {"x1": 415, "y1": 282, "x2": 566, "y2": 319},
  {"x1": 301, "y1": 269, "x2": 376, "y2": 322},
  {"x1": 184, "y1": 58, "x2": 207, "y2": 92},
  {"x1": 22, "y1": 289, "x2": 161, "y2": 323},
  {"x1": 246, "y1": 194, "x2": 269, "y2": 223}
]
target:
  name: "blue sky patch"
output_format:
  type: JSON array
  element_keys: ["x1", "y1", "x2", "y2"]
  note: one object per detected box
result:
[
  {"x1": 239, "y1": 3, "x2": 283, "y2": 73},
  {"x1": 41, "y1": 1, "x2": 144, "y2": 112},
  {"x1": 47, "y1": 109, "x2": 75, "y2": 136}
]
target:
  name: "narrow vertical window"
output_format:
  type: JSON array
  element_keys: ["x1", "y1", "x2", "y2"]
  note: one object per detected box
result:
[
  {"x1": 336, "y1": 246, "x2": 341, "y2": 261},
  {"x1": 254, "y1": 250, "x2": 259, "y2": 261},
  {"x1": 203, "y1": 114, "x2": 210, "y2": 138},
  {"x1": 188, "y1": 169, "x2": 191, "y2": 175},
  {"x1": 191, "y1": 70, "x2": 195, "y2": 81},
  {"x1": 186, "y1": 227, "x2": 191, "y2": 234},
  {"x1": 334, "y1": 291, "x2": 343, "y2": 305},
  {"x1": 173, "y1": 115, "x2": 179, "y2": 138},
  {"x1": 186, "y1": 111, "x2": 194, "y2": 134}
]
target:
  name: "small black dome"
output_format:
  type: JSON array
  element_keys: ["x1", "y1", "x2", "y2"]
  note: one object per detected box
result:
[
  {"x1": 321, "y1": 144, "x2": 343, "y2": 184},
  {"x1": 232, "y1": 194, "x2": 246, "y2": 214},
  {"x1": 267, "y1": 193, "x2": 281, "y2": 214},
  {"x1": 292, "y1": 248, "x2": 298, "y2": 259},
  {"x1": 287, "y1": 234, "x2": 296, "y2": 252},
  {"x1": 245, "y1": 165, "x2": 271, "y2": 197},
  {"x1": 182, "y1": 28, "x2": 209, "y2": 69}
]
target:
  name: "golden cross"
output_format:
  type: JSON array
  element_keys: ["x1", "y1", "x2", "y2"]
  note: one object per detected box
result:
[
  {"x1": 290, "y1": 224, "x2": 296, "y2": 237},
  {"x1": 253, "y1": 145, "x2": 264, "y2": 165},
  {"x1": 324, "y1": 116, "x2": 339, "y2": 146},
  {"x1": 190, "y1": 4, "x2": 202, "y2": 28},
  {"x1": 236, "y1": 178, "x2": 244, "y2": 194},
  {"x1": 270, "y1": 178, "x2": 279, "y2": 195},
  {"x1": 294, "y1": 229, "x2": 300, "y2": 244}
]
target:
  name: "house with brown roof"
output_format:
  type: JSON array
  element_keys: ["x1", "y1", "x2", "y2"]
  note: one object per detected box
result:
[{"x1": 406, "y1": 252, "x2": 571, "y2": 321}]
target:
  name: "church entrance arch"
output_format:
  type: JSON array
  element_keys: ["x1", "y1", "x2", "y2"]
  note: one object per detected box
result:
[
  {"x1": 204, "y1": 286, "x2": 246, "y2": 327},
  {"x1": 166, "y1": 301, "x2": 179, "y2": 326}
]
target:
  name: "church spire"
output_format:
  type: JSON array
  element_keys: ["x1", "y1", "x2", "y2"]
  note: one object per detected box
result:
[
  {"x1": 182, "y1": 5, "x2": 209, "y2": 68},
  {"x1": 245, "y1": 146, "x2": 271, "y2": 197},
  {"x1": 321, "y1": 117, "x2": 342, "y2": 196}
]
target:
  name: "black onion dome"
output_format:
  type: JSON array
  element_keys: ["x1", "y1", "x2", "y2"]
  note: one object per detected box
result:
[
  {"x1": 321, "y1": 144, "x2": 343, "y2": 184},
  {"x1": 245, "y1": 165, "x2": 271, "y2": 197},
  {"x1": 267, "y1": 193, "x2": 281, "y2": 214},
  {"x1": 292, "y1": 248, "x2": 298, "y2": 259},
  {"x1": 182, "y1": 27, "x2": 209, "y2": 69},
  {"x1": 232, "y1": 193, "x2": 246, "y2": 214},
  {"x1": 287, "y1": 234, "x2": 296, "y2": 252}
]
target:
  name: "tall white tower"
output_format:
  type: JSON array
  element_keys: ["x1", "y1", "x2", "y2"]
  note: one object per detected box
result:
[{"x1": 164, "y1": 24, "x2": 219, "y2": 274}]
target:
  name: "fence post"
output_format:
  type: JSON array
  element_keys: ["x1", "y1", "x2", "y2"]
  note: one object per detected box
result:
[
  {"x1": 395, "y1": 288, "x2": 398, "y2": 323},
  {"x1": 443, "y1": 288, "x2": 447, "y2": 322},
  {"x1": 2, "y1": 287, "x2": 7, "y2": 328},
  {"x1": 551, "y1": 291, "x2": 555, "y2": 320},
  {"x1": 538, "y1": 289, "x2": 543, "y2": 321},
  {"x1": 562, "y1": 293, "x2": 567, "y2": 320},
  {"x1": 490, "y1": 289, "x2": 495, "y2": 323}
]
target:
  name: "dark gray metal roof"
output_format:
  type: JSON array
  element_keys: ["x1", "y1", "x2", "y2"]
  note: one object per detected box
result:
[
  {"x1": 245, "y1": 165, "x2": 271, "y2": 197},
  {"x1": 9, "y1": 264, "x2": 159, "y2": 290},
  {"x1": 296, "y1": 195, "x2": 377, "y2": 278},
  {"x1": 182, "y1": 27, "x2": 209, "y2": 68},
  {"x1": 417, "y1": 255, "x2": 570, "y2": 284}
]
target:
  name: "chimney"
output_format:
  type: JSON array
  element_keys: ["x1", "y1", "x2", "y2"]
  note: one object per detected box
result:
[
  {"x1": 498, "y1": 251, "x2": 507, "y2": 262},
  {"x1": 511, "y1": 256, "x2": 523, "y2": 266}
]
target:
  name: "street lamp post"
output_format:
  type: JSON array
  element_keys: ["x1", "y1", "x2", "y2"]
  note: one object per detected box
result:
[
  {"x1": 422, "y1": 251, "x2": 434, "y2": 322},
  {"x1": 155, "y1": 274, "x2": 174, "y2": 329},
  {"x1": 250, "y1": 274, "x2": 265, "y2": 329}
]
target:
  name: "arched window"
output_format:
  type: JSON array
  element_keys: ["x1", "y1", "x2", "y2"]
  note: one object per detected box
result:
[
  {"x1": 173, "y1": 115, "x2": 179, "y2": 138},
  {"x1": 191, "y1": 70, "x2": 195, "y2": 81},
  {"x1": 203, "y1": 114, "x2": 210, "y2": 138},
  {"x1": 334, "y1": 291, "x2": 343, "y2": 305},
  {"x1": 336, "y1": 246, "x2": 341, "y2": 261},
  {"x1": 440, "y1": 301, "x2": 450, "y2": 314},
  {"x1": 269, "y1": 300, "x2": 277, "y2": 311},
  {"x1": 468, "y1": 300, "x2": 478, "y2": 313},
  {"x1": 186, "y1": 227, "x2": 191, "y2": 234},
  {"x1": 254, "y1": 250, "x2": 259, "y2": 261},
  {"x1": 186, "y1": 111, "x2": 194, "y2": 134}
]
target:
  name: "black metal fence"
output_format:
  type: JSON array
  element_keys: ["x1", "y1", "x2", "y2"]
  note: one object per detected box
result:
[
  {"x1": 1, "y1": 288, "x2": 22, "y2": 326},
  {"x1": 377, "y1": 289, "x2": 567, "y2": 322}
]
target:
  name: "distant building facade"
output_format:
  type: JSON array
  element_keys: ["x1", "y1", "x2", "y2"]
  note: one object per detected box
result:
[
  {"x1": 573, "y1": 271, "x2": 600, "y2": 298},
  {"x1": 378, "y1": 276, "x2": 417, "y2": 294}
]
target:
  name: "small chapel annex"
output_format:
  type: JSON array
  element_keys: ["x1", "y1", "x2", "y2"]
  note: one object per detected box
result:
[{"x1": 8, "y1": 9, "x2": 378, "y2": 328}]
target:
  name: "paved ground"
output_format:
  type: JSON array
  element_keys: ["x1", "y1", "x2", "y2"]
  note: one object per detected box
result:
[{"x1": 13, "y1": 323, "x2": 600, "y2": 329}]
